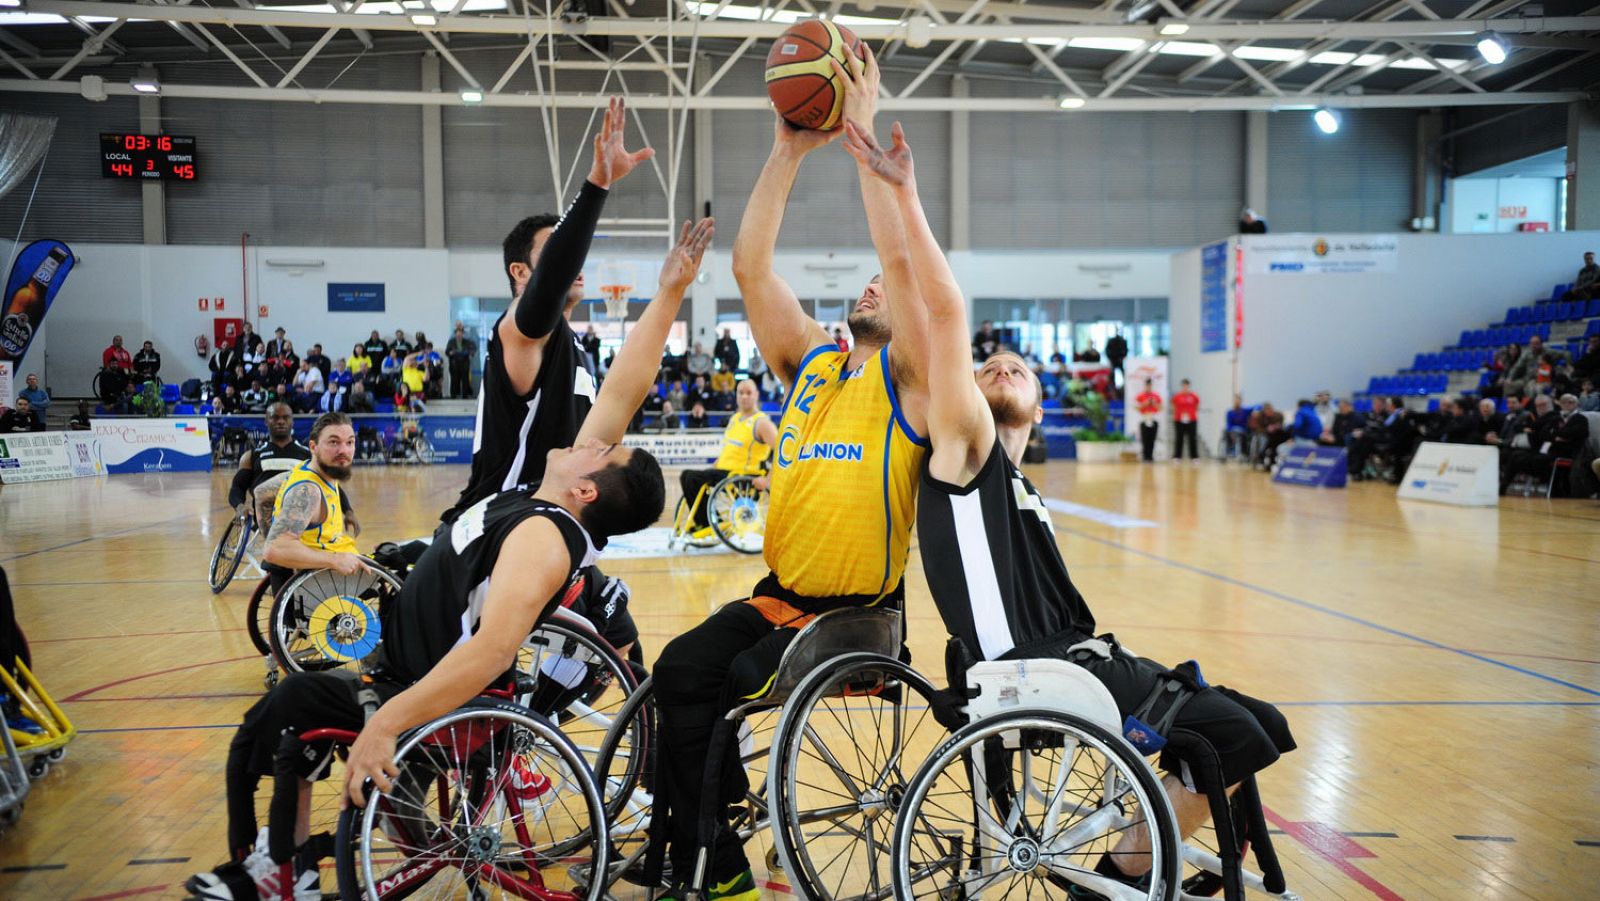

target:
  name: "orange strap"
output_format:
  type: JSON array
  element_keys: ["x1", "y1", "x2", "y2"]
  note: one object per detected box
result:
[{"x1": 744, "y1": 595, "x2": 816, "y2": 630}]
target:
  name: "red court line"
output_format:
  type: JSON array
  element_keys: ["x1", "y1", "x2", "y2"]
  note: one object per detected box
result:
[
  {"x1": 64, "y1": 656, "x2": 256, "y2": 702},
  {"x1": 32, "y1": 626, "x2": 249, "y2": 644},
  {"x1": 70, "y1": 692, "x2": 261, "y2": 703},
  {"x1": 1264, "y1": 806, "x2": 1405, "y2": 901},
  {"x1": 75, "y1": 885, "x2": 172, "y2": 901}
]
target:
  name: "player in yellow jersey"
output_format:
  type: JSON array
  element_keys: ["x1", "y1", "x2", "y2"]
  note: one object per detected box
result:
[
  {"x1": 650, "y1": 44, "x2": 932, "y2": 900},
  {"x1": 677, "y1": 379, "x2": 776, "y2": 534},
  {"x1": 263, "y1": 412, "x2": 366, "y2": 585}
]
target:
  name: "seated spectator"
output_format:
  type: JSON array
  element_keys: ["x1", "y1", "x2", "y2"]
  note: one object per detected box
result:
[
  {"x1": 686, "y1": 342, "x2": 713, "y2": 378},
  {"x1": 1320, "y1": 399, "x2": 1359, "y2": 446},
  {"x1": 710, "y1": 363, "x2": 736, "y2": 409},
  {"x1": 1427, "y1": 397, "x2": 1480, "y2": 444},
  {"x1": 687, "y1": 374, "x2": 710, "y2": 410},
  {"x1": 1505, "y1": 335, "x2": 1567, "y2": 398},
  {"x1": 0, "y1": 397, "x2": 43, "y2": 432},
  {"x1": 328, "y1": 358, "x2": 354, "y2": 394},
  {"x1": 399, "y1": 351, "x2": 428, "y2": 399},
  {"x1": 18, "y1": 372, "x2": 50, "y2": 414},
  {"x1": 420, "y1": 343, "x2": 445, "y2": 398},
  {"x1": 832, "y1": 327, "x2": 850, "y2": 353},
  {"x1": 241, "y1": 380, "x2": 268, "y2": 413},
  {"x1": 215, "y1": 384, "x2": 244, "y2": 414},
  {"x1": 209, "y1": 339, "x2": 241, "y2": 388},
  {"x1": 293, "y1": 359, "x2": 325, "y2": 396},
  {"x1": 394, "y1": 381, "x2": 425, "y2": 413},
  {"x1": 112, "y1": 382, "x2": 138, "y2": 415},
  {"x1": 1311, "y1": 390, "x2": 1333, "y2": 428},
  {"x1": 1223, "y1": 395, "x2": 1251, "y2": 459},
  {"x1": 267, "y1": 381, "x2": 291, "y2": 409},
  {"x1": 1560, "y1": 251, "x2": 1598, "y2": 301},
  {"x1": 349, "y1": 343, "x2": 373, "y2": 378},
  {"x1": 1579, "y1": 378, "x2": 1600, "y2": 413},
  {"x1": 265, "y1": 326, "x2": 291, "y2": 360},
  {"x1": 1248, "y1": 402, "x2": 1283, "y2": 468},
  {"x1": 1469, "y1": 399, "x2": 1504, "y2": 444},
  {"x1": 973, "y1": 320, "x2": 1000, "y2": 362},
  {"x1": 347, "y1": 380, "x2": 375, "y2": 414},
  {"x1": 686, "y1": 401, "x2": 709, "y2": 430},
  {"x1": 1346, "y1": 397, "x2": 1390, "y2": 479},
  {"x1": 132, "y1": 340, "x2": 162, "y2": 382},
  {"x1": 102, "y1": 335, "x2": 132, "y2": 372},
  {"x1": 67, "y1": 400, "x2": 92, "y2": 430},
  {"x1": 665, "y1": 379, "x2": 687, "y2": 413},
  {"x1": 1572, "y1": 335, "x2": 1600, "y2": 384},
  {"x1": 1074, "y1": 341, "x2": 1101, "y2": 363},
  {"x1": 240, "y1": 342, "x2": 265, "y2": 377},
  {"x1": 391, "y1": 328, "x2": 414, "y2": 356},
  {"x1": 1499, "y1": 394, "x2": 1589, "y2": 493},
  {"x1": 380, "y1": 347, "x2": 404, "y2": 382},
  {"x1": 305, "y1": 343, "x2": 331, "y2": 382},
  {"x1": 1289, "y1": 399, "x2": 1322, "y2": 445},
  {"x1": 363, "y1": 330, "x2": 389, "y2": 360},
  {"x1": 1487, "y1": 395, "x2": 1530, "y2": 449}
]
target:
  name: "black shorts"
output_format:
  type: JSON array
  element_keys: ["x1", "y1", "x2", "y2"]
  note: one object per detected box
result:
[
  {"x1": 1072, "y1": 644, "x2": 1295, "y2": 787},
  {"x1": 232, "y1": 670, "x2": 404, "y2": 779}
]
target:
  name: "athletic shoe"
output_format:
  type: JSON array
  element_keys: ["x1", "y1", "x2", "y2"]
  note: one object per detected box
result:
[
  {"x1": 507, "y1": 754, "x2": 553, "y2": 818},
  {"x1": 655, "y1": 869, "x2": 761, "y2": 901},
  {"x1": 187, "y1": 828, "x2": 320, "y2": 900}
]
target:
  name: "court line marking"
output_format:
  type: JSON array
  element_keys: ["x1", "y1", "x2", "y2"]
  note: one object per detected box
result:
[
  {"x1": 1453, "y1": 834, "x2": 1515, "y2": 843},
  {"x1": 1263, "y1": 806, "x2": 1404, "y2": 901},
  {"x1": 0, "y1": 505, "x2": 230, "y2": 564},
  {"x1": 1052, "y1": 517, "x2": 1600, "y2": 699},
  {"x1": 74, "y1": 886, "x2": 170, "y2": 901},
  {"x1": 63, "y1": 655, "x2": 256, "y2": 702},
  {"x1": 1042, "y1": 498, "x2": 1158, "y2": 529},
  {"x1": 1576, "y1": 840, "x2": 1600, "y2": 847},
  {"x1": 126, "y1": 858, "x2": 189, "y2": 866},
  {"x1": 78, "y1": 724, "x2": 236, "y2": 734}
]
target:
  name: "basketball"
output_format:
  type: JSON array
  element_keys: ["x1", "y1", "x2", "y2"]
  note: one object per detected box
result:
[{"x1": 764, "y1": 19, "x2": 864, "y2": 132}]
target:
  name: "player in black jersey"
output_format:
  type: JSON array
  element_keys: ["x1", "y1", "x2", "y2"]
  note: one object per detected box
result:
[
  {"x1": 844, "y1": 119, "x2": 1294, "y2": 894},
  {"x1": 186, "y1": 216, "x2": 708, "y2": 901},
  {"x1": 226, "y1": 403, "x2": 307, "y2": 519}
]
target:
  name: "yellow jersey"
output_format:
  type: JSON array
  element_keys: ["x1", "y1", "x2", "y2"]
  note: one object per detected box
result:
[
  {"x1": 763, "y1": 345, "x2": 927, "y2": 601},
  {"x1": 274, "y1": 461, "x2": 358, "y2": 554},
  {"x1": 401, "y1": 365, "x2": 426, "y2": 394},
  {"x1": 713, "y1": 410, "x2": 773, "y2": 476}
]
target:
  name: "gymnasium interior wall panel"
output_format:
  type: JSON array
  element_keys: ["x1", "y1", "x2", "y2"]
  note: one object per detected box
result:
[
  {"x1": 1266, "y1": 109, "x2": 1415, "y2": 233},
  {"x1": 1449, "y1": 105, "x2": 1568, "y2": 177},
  {"x1": 0, "y1": 92, "x2": 146, "y2": 244},
  {"x1": 161, "y1": 56, "x2": 426, "y2": 247},
  {"x1": 968, "y1": 111, "x2": 1243, "y2": 249}
]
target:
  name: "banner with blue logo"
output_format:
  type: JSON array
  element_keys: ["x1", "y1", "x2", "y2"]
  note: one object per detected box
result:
[
  {"x1": 0, "y1": 239, "x2": 76, "y2": 364},
  {"x1": 92, "y1": 418, "x2": 213, "y2": 473},
  {"x1": 1199, "y1": 241, "x2": 1228, "y2": 354},
  {"x1": 421, "y1": 415, "x2": 475, "y2": 464},
  {"x1": 1272, "y1": 444, "x2": 1347, "y2": 489},
  {"x1": 327, "y1": 283, "x2": 385, "y2": 313}
]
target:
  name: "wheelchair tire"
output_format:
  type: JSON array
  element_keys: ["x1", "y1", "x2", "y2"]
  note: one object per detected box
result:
[
  {"x1": 708, "y1": 475, "x2": 766, "y2": 555},
  {"x1": 670, "y1": 497, "x2": 720, "y2": 550},
  {"x1": 592, "y1": 676, "x2": 659, "y2": 885},
  {"x1": 892, "y1": 708, "x2": 1181, "y2": 901},
  {"x1": 207, "y1": 512, "x2": 252, "y2": 594},
  {"x1": 336, "y1": 703, "x2": 608, "y2": 901},
  {"x1": 245, "y1": 576, "x2": 274, "y2": 657},
  {"x1": 768, "y1": 652, "x2": 945, "y2": 901},
  {"x1": 269, "y1": 561, "x2": 402, "y2": 676}
]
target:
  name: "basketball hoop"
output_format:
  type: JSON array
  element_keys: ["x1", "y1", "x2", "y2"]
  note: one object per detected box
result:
[{"x1": 599, "y1": 284, "x2": 631, "y2": 321}]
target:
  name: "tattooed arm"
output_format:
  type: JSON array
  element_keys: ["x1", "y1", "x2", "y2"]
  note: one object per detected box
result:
[{"x1": 264, "y1": 482, "x2": 367, "y2": 575}]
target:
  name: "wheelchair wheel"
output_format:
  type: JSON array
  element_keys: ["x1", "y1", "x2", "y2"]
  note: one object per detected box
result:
[
  {"x1": 670, "y1": 497, "x2": 719, "y2": 550},
  {"x1": 336, "y1": 702, "x2": 608, "y2": 901},
  {"x1": 269, "y1": 561, "x2": 402, "y2": 675},
  {"x1": 208, "y1": 512, "x2": 253, "y2": 594},
  {"x1": 768, "y1": 652, "x2": 945, "y2": 901},
  {"x1": 592, "y1": 677, "x2": 659, "y2": 886},
  {"x1": 708, "y1": 475, "x2": 766, "y2": 555},
  {"x1": 246, "y1": 577, "x2": 274, "y2": 657},
  {"x1": 892, "y1": 709, "x2": 1180, "y2": 901}
]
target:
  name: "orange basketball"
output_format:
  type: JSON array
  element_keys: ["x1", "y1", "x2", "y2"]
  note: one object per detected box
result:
[{"x1": 764, "y1": 19, "x2": 864, "y2": 132}]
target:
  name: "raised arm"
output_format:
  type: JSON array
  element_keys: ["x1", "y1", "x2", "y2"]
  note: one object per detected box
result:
[
  {"x1": 504, "y1": 97, "x2": 653, "y2": 344},
  {"x1": 731, "y1": 117, "x2": 836, "y2": 386},
  {"x1": 833, "y1": 44, "x2": 928, "y2": 394},
  {"x1": 843, "y1": 119, "x2": 992, "y2": 481},
  {"x1": 578, "y1": 219, "x2": 715, "y2": 446}
]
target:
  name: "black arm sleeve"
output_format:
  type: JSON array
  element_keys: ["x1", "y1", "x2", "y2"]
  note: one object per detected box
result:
[
  {"x1": 513, "y1": 180, "x2": 609, "y2": 340},
  {"x1": 228, "y1": 465, "x2": 255, "y2": 508}
]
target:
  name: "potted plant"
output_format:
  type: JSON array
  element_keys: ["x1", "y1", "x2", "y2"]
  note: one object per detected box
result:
[{"x1": 1066, "y1": 378, "x2": 1132, "y2": 462}]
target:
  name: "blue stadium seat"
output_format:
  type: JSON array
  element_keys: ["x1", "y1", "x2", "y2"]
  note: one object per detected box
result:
[
  {"x1": 1412, "y1": 353, "x2": 1427, "y2": 371},
  {"x1": 1588, "y1": 319, "x2": 1600, "y2": 337},
  {"x1": 1538, "y1": 323, "x2": 1551, "y2": 340},
  {"x1": 173, "y1": 403, "x2": 196, "y2": 415},
  {"x1": 1588, "y1": 299, "x2": 1600, "y2": 318},
  {"x1": 1354, "y1": 398, "x2": 1373, "y2": 413},
  {"x1": 374, "y1": 401, "x2": 395, "y2": 413},
  {"x1": 1551, "y1": 284, "x2": 1566, "y2": 301},
  {"x1": 160, "y1": 383, "x2": 181, "y2": 402}
]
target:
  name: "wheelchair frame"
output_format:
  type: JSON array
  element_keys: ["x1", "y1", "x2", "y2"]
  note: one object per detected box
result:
[{"x1": 669, "y1": 472, "x2": 769, "y2": 555}]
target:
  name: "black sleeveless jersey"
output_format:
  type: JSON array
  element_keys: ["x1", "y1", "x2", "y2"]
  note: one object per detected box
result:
[
  {"x1": 385, "y1": 488, "x2": 602, "y2": 684},
  {"x1": 250, "y1": 439, "x2": 311, "y2": 490},
  {"x1": 916, "y1": 440, "x2": 1095, "y2": 661},
  {"x1": 443, "y1": 317, "x2": 596, "y2": 524}
]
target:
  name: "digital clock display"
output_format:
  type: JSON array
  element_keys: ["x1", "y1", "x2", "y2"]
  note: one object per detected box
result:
[{"x1": 100, "y1": 133, "x2": 199, "y2": 181}]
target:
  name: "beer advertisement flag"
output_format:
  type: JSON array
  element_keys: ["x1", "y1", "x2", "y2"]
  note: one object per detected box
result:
[{"x1": 0, "y1": 239, "x2": 76, "y2": 364}]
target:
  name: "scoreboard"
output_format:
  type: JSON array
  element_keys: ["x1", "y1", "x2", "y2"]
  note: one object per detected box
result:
[{"x1": 100, "y1": 133, "x2": 199, "y2": 181}]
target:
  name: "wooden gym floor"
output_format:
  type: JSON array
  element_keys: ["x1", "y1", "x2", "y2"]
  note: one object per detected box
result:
[{"x1": 0, "y1": 460, "x2": 1597, "y2": 900}]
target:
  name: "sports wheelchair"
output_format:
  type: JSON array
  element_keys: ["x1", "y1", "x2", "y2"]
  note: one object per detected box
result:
[
  {"x1": 889, "y1": 657, "x2": 1299, "y2": 901},
  {"x1": 591, "y1": 605, "x2": 947, "y2": 900},
  {"x1": 208, "y1": 507, "x2": 264, "y2": 594},
  {"x1": 667, "y1": 473, "x2": 769, "y2": 555}
]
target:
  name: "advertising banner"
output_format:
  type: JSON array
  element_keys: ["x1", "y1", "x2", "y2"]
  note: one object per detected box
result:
[
  {"x1": 328, "y1": 283, "x2": 386, "y2": 313},
  {"x1": 0, "y1": 430, "x2": 105, "y2": 484},
  {"x1": 1271, "y1": 444, "x2": 1348, "y2": 489},
  {"x1": 0, "y1": 360, "x2": 11, "y2": 408},
  {"x1": 93, "y1": 418, "x2": 213, "y2": 474},
  {"x1": 623, "y1": 431, "x2": 725, "y2": 466},
  {"x1": 0, "y1": 239, "x2": 76, "y2": 364},
  {"x1": 1244, "y1": 234, "x2": 1399, "y2": 275},
  {"x1": 1199, "y1": 241, "x2": 1228, "y2": 353},
  {"x1": 1397, "y1": 442, "x2": 1499, "y2": 507},
  {"x1": 421, "y1": 415, "x2": 475, "y2": 464}
]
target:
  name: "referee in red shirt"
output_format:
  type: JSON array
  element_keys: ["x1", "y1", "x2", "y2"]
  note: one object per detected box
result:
[{"x1": 1171, "y1": 378, "x2": 1201, "y2": 461}]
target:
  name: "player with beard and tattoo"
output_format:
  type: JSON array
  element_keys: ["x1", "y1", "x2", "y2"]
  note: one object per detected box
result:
[
  {"x1": 259, "y1": 412, "x2": 366, "y2": 592},
  {"x1": 844, "y1": 116, "x2": 1294, "y2": 898},
  {"x1": 648, "y1": 43, "x2": 934, "y2": 900}
]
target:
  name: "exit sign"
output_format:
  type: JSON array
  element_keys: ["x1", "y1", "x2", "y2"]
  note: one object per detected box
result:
[{"x1": 1498, "y1": 205, "x2": 1528, "y2": 219}]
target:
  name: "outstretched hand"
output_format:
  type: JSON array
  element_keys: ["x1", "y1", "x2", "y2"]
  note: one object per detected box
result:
[
  {"x1": 659, "y1": 218, "x2": 716, "y2": 293},
  {"x1": 841, "y1": 119, "x2": 914, "y2": 187},
  {"x1": 830, "y1": 41, "x2": 879, "y2": 127},
  {"x1": 589, "y1": 96, "x2": 654, "y2": 189},
  {"x1": 772, "y1": 111, "x2": 842, "y2": 156}
]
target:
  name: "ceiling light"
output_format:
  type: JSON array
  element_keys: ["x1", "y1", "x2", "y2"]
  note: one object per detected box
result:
[
  {"x1": 1313, "y1": 107, "x2": 1340, "y2": 135},
  {"x1": 1474, "y1": 31, "x2": 1508, "y2": 65},
  {"x1": 1059, "y1": 97, "x2": 1087, "y2": 109},
  {"x1": 0, "y1": 1, "x2": 23, "y2": 8},
  {"x1": 1158, "y1": 21, "x2": 1190, "y2": 36},
  {"x1": 130, "y1": 64, "x2": 160, "y2": 94},
  {"x1": 410, "y1": 13, "x2": 437, "y2": 25},
  {"x1": 460, "y1": 89, "x2": 483, "y2": 103}
]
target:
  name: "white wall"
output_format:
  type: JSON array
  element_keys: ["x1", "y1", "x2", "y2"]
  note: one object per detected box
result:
[
  {"x1": 1446, "y1": 177, "x2": 1561, "y2": 233},
  {"x1": 39, "y1": 243, "x2": 449, "y2": 396},
  {"x1": 1170, "y1": 230, "x2": 1600, "y2": 443}
]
